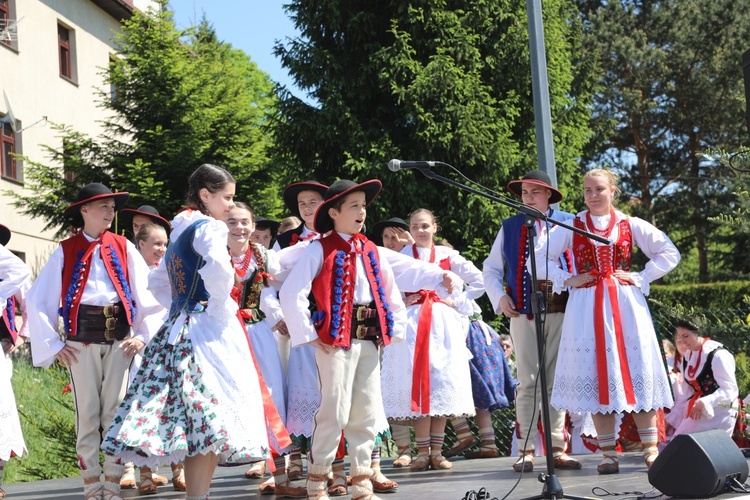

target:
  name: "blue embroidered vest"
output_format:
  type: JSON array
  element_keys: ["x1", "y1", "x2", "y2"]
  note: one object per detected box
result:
[
  {"x1": 501, "y1": 209, "x2": 574, "y2": 314},
  {"x1": 166, "y1": 219, "x2": 210, "y2": 316}
]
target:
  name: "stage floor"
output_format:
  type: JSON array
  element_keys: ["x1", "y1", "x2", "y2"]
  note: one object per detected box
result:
[{"x1": 5, "y1": 453, "x2": 750, "y2": 499}]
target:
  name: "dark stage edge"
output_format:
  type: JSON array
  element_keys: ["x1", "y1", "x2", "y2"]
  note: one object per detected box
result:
[{"x1": 5, "y1": 453, "x2": 750, "y2": 499}]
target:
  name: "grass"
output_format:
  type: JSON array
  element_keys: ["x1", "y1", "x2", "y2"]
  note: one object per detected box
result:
[{"x1": 6, "y1": 352, "x2": 79, "y2": 484}]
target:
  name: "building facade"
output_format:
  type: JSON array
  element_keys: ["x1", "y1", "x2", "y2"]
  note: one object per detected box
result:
[{"x1": 0, "y1": 0, "x2": 156, "y2": 270}]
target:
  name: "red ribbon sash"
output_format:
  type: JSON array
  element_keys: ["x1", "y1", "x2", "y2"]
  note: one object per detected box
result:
[
  {"x1": 235, "y1": 311, "x2": 292, "y2": 468},
  {"x1": 410, "y1": 289, "x2": 439, "y2": 414},
  {"x1": 586, "y1": 270, "x2": 636, "y2": 406}
]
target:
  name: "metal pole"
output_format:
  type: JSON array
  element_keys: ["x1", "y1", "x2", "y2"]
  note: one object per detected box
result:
[{"x1": 527, "y1": 0, "x2": 559, "y2": 191}]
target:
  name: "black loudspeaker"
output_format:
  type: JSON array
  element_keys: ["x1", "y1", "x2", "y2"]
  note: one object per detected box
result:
[
  {"x1": 743, "y1": 48, "x2": 750, "y2": 133},
  {"x1": 648, "y1": 429, "x2": 749, "y2": 498}
]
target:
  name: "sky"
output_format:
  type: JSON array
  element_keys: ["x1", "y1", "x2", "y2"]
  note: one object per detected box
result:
[{"x1": 167, "y1": 1, "x2": 304, "y2": 99}]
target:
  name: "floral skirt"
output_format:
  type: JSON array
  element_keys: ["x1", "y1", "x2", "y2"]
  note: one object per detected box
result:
[{"x1": 103, "y1": 318, "x2": 269, "y2": 467}]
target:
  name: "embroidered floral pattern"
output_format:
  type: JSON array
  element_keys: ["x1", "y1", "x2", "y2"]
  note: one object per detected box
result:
[
  {"x1": 168, "y1": 256, "x2": 187, "y2": 296},
  {"x1": 330, "y1": 250, "x2": 348, "y2": 338},
  {"x1": 107, "y1": 244, "x2": 136, "y2": 317},
  {"x1": 368, "y1": 250, "x2": 394, "y2": 337},
  {"x1": 60, "y1": 250, "x2": 87, "y2": 334},
  {"x1": 5, "y1": 297, "x2": 16, "y2": 333}
]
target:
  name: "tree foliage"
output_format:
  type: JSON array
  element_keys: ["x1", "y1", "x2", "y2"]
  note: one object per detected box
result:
[
  {"x1": 272, "y1": 0, "x2": 596, "y2": 260},
  {"x1": 7, "y1": 3, "x2": 279, "y2": 237},
  {"x1": 576, "y1": 0, "x2": 750, "y2": 282}
]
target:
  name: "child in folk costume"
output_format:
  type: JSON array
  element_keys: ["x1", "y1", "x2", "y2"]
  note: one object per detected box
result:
[
  {"x1": 274, "y1": 181, "x2": 329, "y2": 251},
  {"x1": 671, "y1": 320, "x2": 738, "y2": 437},
  {"x1": 544, "y1": 169, "x2": 679, "y2": 474},
  {"x1": 102, "y1": 164, "x2": 270, "y2": 500},
  {"x1": 273, "y1": 181, "x2": 329, "y2": 481},
  {"x1": 26, "y1": 184, "x2": 164, "y2": 500},
  {"x1": 280, "y1": 179, "x2": 408, "y2": 500},
  {"x1": 370, "y1": 217, "x2": 415, "y2": 470},
  {"x1": 0, "y1": 225, "x2": 31, "y2": 499},
  {"x1": 226, "y1": 203, "x2": 305, "y2": 498},
  {"x1": 482, "y1": 169, "x2": 581, "y2": 473},
  {"x1": 381, "y1": 209, "x2": 476, "y2": 472}
]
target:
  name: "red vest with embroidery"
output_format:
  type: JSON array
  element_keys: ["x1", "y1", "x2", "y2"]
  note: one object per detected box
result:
[
  {"x1": 60, "y1": 231, "x2": 134, "y2": 336},
  {"x1": 310, "y1": 233, "x2": 393, "y2": 348},
  {"x1": 572, "y1": 216, "x2": 632, "y2": 274}
]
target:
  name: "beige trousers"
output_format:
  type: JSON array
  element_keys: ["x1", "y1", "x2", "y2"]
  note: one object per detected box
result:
[
  {"x1": 311, "y1": 339, "x2": 380, "y2": 469},
  {"x1": 68, "y1": 340, "x2": 131, "y2": 470},
  {"x1": 509, "y1": 312, "x2": 567, "y2": 451}
]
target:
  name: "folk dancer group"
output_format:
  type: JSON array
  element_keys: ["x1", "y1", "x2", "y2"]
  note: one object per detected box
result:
[{"x1": 0, "y1": 163, "x2": 699, "y2": 500}]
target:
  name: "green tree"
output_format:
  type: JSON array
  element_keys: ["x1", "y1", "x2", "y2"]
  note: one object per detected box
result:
[
  {"x1": 8, "y1": 4, "x2": 279, "y2": 236},
  {"x1": 272, "y1": 0, "x2": 596, "y2": 260},
  {"x1": 576, "y1": 0, "x2": 750, "y2": 282}
]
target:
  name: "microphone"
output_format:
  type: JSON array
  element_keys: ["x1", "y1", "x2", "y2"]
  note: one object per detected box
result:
[{"x1": 388, "y1": 159, "x2": 442, "y2": 171}]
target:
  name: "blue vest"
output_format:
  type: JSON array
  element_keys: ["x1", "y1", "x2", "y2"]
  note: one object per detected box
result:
[
  {"x1": 166, "y1": 219, "x2": 211, "y2": 317},
  {"x1": 501, "y1": 209, "x2": 574, "y2": 314}
]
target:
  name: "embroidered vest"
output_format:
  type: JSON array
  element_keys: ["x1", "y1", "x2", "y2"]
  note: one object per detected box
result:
[
  {"x1": 60, "y1": 231, "x2": 134, "y2": 336},
  {"x1": 0, "y1": 295, "x2": 17, "y2": 342},
  {"x1": 502, "y1": 210, "x2": 574, "y2": 314},
  {"x1": 310, "y1": 233, "x2": 394, "y2": 348},
  {"x1": 165, "y1": 219, "x2": 211, "y2": 317},
  {"x1": 235, "y1": 243, "x2": 269, "y2": 324},
  {"x1": 276, "y1": 223, "x2": 305, "y2": 249},
  {"x1": 694, "y1": 348, "x2": 726, "y2": 396},
  {"x1": 572, "y1": 216, "x2": 632, "y2": 274}
]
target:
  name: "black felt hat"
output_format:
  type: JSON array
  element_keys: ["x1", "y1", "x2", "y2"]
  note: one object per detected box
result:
[
  {"x1": 313, "y1": 179, "x2": 382, "y2": 234},
  {"x1": 371, "y1": 217, "x2": 408, "y2": 245},
  {"x1": 0, "y1": 224, "x2": 10, "y2": 246},
  {"x1": 120, "y1": 205, "x2": 171, "y2": 234},
  {"x1": 63, "y1": 183, "x2": 130, "y2": 228},
  {"x1": 254, "y1": 216, "x2": 280, "y2": 235},
  {"x1": 282, "y1": 181, "x2": 329, "y2": 217},
  {"x1": 507, "y1": 170, "x2": 563, "y2": 204}
]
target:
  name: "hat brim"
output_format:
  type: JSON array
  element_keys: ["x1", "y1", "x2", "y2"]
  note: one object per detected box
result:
[
  {"x1": 283, "y1": 182, "x2": 329, "y2": 217},
  {"x1": 314, "y1": 180, "x2": 382, "y2": 234},
  {"x1": 0, "y1": 224, "x2": 10, "y2": 246},
  {"x1": 63, "y1": 192, "x2": 130, "y2": 228},
  {"x1": 507, "y1": 179, "x2": 562, "y2": 204},
  {"x1": 119, "y1": 208, "x2": 171, "y2": 235}
]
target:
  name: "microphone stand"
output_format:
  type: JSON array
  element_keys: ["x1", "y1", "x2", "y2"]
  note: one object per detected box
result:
[{"x1": 408, "y1": 165, "x2": 606, "y2": 500}]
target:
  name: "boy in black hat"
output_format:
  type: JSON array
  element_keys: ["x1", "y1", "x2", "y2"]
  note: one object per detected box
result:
[
  {"x1": 119, "y1": 204, "x2": 171, "y2": 241},
  {"x1": 371, "y1": 217, "x2": 414, "y2": 252},
  {"x1": 27, "y1": 183, "x2": 163, "y2": 500},
  {"x1": 274, "y1": 180, "x2": 328, "y2": 250},
  {"x1": 280, "y1": 179, "x2": 407, "y2": 499},
  {"x1": 482, "y1": 170, "x2": 581, "y2": 473}
]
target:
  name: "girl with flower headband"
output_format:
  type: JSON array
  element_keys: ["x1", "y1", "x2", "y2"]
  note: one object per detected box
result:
[
  {"x1": 544, "y1": 168, "x2": 680, "y2": 474},
  {"x1": 102, "y1": 164, "x2": 270, "y2": 500},
  {"x1": 27, "y1": 183, "x2": 165, "y2": 500},
  {"x1": 380, "y1": 208, "x2": 482, "y2": 472}
]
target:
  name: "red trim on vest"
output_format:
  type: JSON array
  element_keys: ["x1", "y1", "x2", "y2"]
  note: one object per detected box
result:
[
  {"x1": 311, "y1": 233, "x2": 391, "y2": 348},
  {"x1": 60, "y1": 231, "x2": 134, "y2": 336}
]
